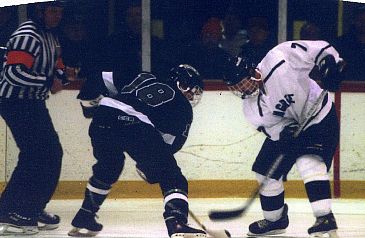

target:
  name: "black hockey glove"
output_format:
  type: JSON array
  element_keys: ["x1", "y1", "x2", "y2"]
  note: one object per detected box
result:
[
  {"x1": 80, "y1": 95, "x2": 103, "y2": 118},
  {"x1": 279, "y1": 122, "x2": 299, "y2": 143},
  {"x1": 318, "y1": 55, "x2": 345, "y2": 92}
]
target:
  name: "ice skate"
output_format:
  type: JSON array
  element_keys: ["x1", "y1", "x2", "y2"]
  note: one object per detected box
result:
[
  {"x1": 247, "y1": 204, "x2": 289, "y2": 236},
  {"x1": 166, "y1": 217, "x2": 206, "y2": 238},
  {"x1": 38, "y1": 210, "x2": 60, "y2": 230},
  {"x1": 68, "y1": 208, "x2": 103, "y2": 237},
  {"x1": 0, "y1": 212, "x2": 38, "y2": 236},
  {"x1": 308, "y1": 212, "x2": 339, "y2": 238}
]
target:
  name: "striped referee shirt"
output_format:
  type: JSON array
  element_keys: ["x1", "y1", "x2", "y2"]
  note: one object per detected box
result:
[{"x1": 0, "y1": 20, "x2": 60, "y2": 100}]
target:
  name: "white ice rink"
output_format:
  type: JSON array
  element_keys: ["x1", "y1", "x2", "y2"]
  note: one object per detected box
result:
[{"x1": 26, "y1": 198, "x2": 365, "y2": 238}]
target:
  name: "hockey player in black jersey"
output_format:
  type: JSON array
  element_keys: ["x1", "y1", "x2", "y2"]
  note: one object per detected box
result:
[{"x1": 68, "y1": 65, "x2": 206, "y2": 238}]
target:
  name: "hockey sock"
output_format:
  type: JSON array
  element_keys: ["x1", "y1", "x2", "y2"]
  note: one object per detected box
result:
[
  {"x1": 81, "y1": 176, "x2": 111, "y2": 214},
  {"x1": 256, "y1": 173, "x2": 285, "y2": 222},
  {"x1": 260, "y1": 192, "x2": 285, "y2": 222},
  {"x1": 305, "y1": 180, "x2": 332, "y2": 217},
  {"x1": 163, "y1": 189, "x2": 189, "y2": 223},
  {"x1": 296, "y1": 156, "x2": 332, "y2": 217}
]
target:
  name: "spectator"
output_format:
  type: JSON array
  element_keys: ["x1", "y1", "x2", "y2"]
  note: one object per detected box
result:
[
  {"x1": 0, "y1": 6, "x2": 17, "y2": 69},
  {"x1": 183, "y1": 17, "x2": 230, "y2": 79},
  {"x1": 220, "y1": 13, "x2": 248, "y2": 57},
  {"x1": 240, "y1": 16, "x2": 276, "y2": 65},
  {"x1": 0, "y1": 6, "x2": 17, "y2": 46},
  {"x1": 60, "y1": 12, "x2": 94, "y2": 81},
  {"x1": 300, "y1": 21, "x2": 322, "y2": 40},
  {"x1": 102, "y1": 3, "x2": 174, "y2": 79},
  {"x1": 333, "y1": 6, "x2": 365, "y2": 81},
  {"x1": 0, "y1": 1, "x2": 76, "y2": 235}
]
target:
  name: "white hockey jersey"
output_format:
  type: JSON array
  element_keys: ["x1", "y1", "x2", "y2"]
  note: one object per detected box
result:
[{"x1": 243, "y1": 40, "x2": 342, "y2": 141}]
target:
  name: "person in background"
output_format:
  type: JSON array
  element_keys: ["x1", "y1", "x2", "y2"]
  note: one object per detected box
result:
[
  {"x1": 68, "y1": 65, "x2": 206, "y2": 238},
  {"x1": 0, "y1": 1, "x2": 76, "y2": 235},
  {"x1": 220, "y1": 12, "x2": 248, "y2": 57},
  {"x1": 60, "y1": 12, "x2": 93, "y2": 81},
  {"x1": 333, "y1": 6, "x2": 365, "y2": 81},
  {"x1": 240, "y1": 16, "x2": 276, "y2": 65},
  {"x1": 222, "y1": 40, "x2": 344, "y2": 237},
  {"x1": 300, "y1": 21, "x2": 322, "y2": 40},
  {"x1": 102, "y1": 2, "x2": 174, "y2": 79},
  {"x1": 0, "y1": 6, "x2": 17, "y2": 70},
  {"x1": 183, "y1": 17, "x2": 230, "y2": 79},
  {"x1": 0, "y1": 6, "x2": 17, "y2": 46}
]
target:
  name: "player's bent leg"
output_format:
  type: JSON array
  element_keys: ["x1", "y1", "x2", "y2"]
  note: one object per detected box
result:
[
  {"x1": 248, "y1": 173, "x2": 288, "y2": 236},
  {"x1": 159, "y1": 168, "x2": 205, "y2": 238},
  {"x1": 296, "y1": 155, "x2": 339, "y2": 238},
  {"x1": 0, "y1": 212, "x2": 39, "y2": 236}
]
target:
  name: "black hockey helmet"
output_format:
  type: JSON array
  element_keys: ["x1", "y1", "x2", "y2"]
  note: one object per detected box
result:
[
  {"x1": 168, "y1": 64, "x2": 204, "y2": 107},
  {"x1": 222, "y1": 56, "x2": 261, "y2": 99},
  {"x1": 223, "y1": 56, "x2": 256, "y2": 85}
]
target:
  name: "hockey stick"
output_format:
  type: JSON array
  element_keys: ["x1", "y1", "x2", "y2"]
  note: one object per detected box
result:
[
  {"x1": 209, "y1": 90, "x2": 328, "y2": 220},
  {"x1": 188, "y1": 209, "x2": 231, "y2": 238}
]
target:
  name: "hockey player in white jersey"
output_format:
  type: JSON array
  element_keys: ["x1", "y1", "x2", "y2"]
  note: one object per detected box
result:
[{"x1": 222, "y1": 40, "x2": 344, "y2": 238}]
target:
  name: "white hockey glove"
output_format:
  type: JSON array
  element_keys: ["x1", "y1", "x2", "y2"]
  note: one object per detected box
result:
[{"x1": 80, "y1": 95, "x2": 104, "y2": 118}]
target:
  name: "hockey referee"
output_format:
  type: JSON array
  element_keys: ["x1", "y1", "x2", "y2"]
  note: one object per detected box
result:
[{"x1": 0, "y1": 1, "x2": 74, "y2": 235}]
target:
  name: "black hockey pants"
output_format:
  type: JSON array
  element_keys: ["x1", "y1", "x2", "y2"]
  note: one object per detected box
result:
[
  {"x1": 89, "y1": 106, "x2": 188, "y2": 194},
  {"x1": 0, "y1": 99, "x2": 63, "y2": 218}
]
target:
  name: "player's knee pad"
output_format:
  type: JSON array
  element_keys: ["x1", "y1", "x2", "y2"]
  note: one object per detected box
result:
[
  {"x1": 296, "y1": 155, "x2": 329, "y2": 184},
  {"x1": 256, "y1": 173, "x2": 284, "y2": 197}
]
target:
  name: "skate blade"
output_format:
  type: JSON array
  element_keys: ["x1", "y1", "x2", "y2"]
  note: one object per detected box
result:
[
  {"x1": 311, "y1": 229, "x2": 339, "y2": 238},
  {"x1": 38, "y1": 222, "x2": 59, "y2": 231},
  {"x1": 68, "y1": 227, "x2": 100, "y2": 237},
  {"x1": 247, "y1": 228, "x2": 286, "y2": 236},
  {"x1": 171, "y1": 233, "x2": 207, "y2": 238},
  {"x1": 0, "y1": 223, "x2": 39, "y2": 236}
]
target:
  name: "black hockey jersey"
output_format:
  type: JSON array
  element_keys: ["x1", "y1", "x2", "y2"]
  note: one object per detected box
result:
[{"x1": 99, "y1": 72, "x2": 193, "y2": 153}]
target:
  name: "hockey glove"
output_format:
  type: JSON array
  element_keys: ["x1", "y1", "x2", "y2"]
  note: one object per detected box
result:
[
  {"x1": 80, "y1": 95, "x2": 103, "y2": 118},
  {"x1": 318, "y1": 55, "x2": 345, "y2": 92},
  {"x1": 279, "y1": 122, "x2": 299, "y2": 143}
]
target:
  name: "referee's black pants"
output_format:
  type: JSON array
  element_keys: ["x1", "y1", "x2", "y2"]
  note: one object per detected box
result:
[{"x1": 0, "y1": 99, "x2": 63, "y2": 218}]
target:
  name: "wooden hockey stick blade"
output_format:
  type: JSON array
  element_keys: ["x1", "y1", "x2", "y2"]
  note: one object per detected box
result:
[{"x1": 188, "y1": 210, "x2": 231, "y2": 238}]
